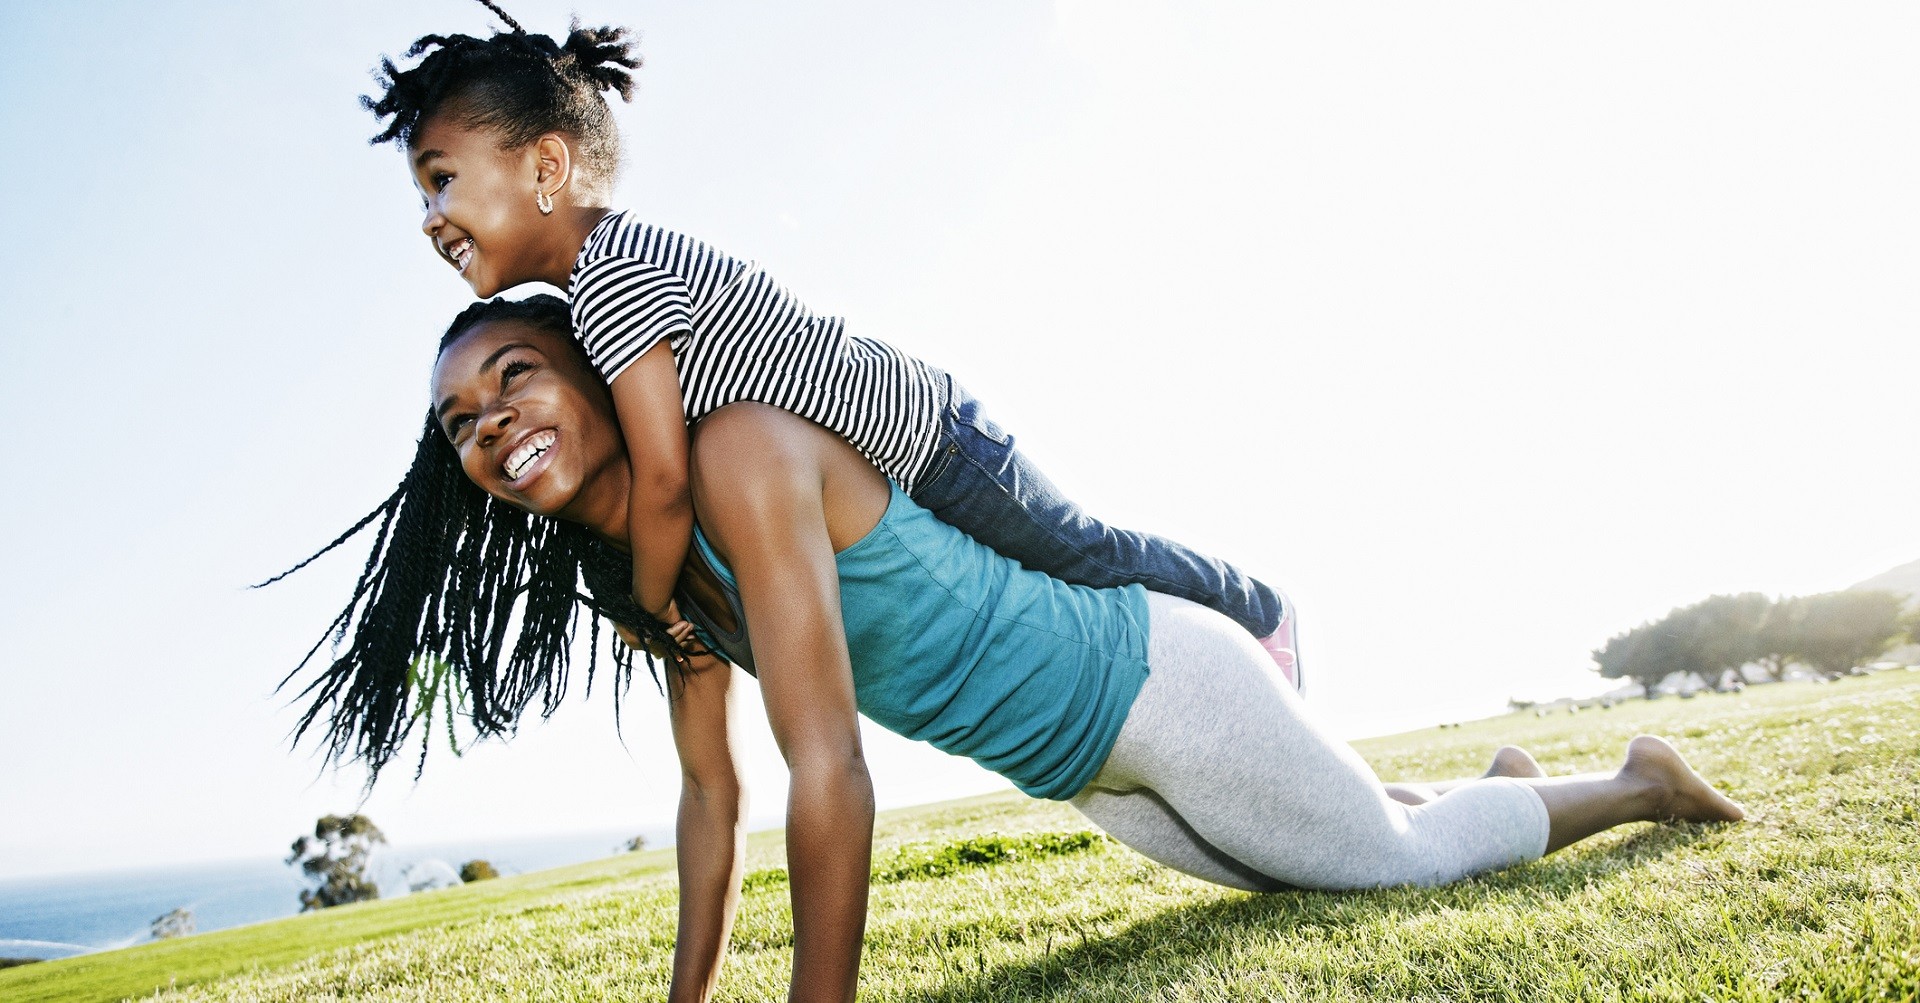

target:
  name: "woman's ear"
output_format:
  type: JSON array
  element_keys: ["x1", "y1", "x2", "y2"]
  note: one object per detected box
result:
[{"x1": 533, "y1": 134, "x2": 574, "y2": 201}]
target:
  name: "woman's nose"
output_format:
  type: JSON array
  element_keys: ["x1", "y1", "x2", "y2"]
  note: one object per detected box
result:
[{"x1": 475, "y1": 406, "x2": 516, "y2": 447}]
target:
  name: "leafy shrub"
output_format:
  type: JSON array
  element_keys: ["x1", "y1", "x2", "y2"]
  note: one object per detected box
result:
[{"x1": 459, "y1": 859, "x2": 499, "y2": 883}]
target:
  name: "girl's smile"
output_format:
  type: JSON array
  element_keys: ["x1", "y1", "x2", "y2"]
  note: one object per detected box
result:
[{"x1": 410, "y1": 115, "x2": 572, "y2": 297}]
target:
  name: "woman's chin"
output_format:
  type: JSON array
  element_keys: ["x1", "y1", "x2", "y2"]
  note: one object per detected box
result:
[{"x1": 489, "y1": 480, "x2": 571, "y2": 519}]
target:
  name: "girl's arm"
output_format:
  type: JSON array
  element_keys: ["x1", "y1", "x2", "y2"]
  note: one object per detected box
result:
[
  {"x1": 666, "y1": 651, "x2": 748, "y2": 1003},
  {"x1": 608, "y1": 341, "x2": 695, "y2": 622},
  {"x1": 694, "y1": 414, "x2": 874, "y2": 1003}
]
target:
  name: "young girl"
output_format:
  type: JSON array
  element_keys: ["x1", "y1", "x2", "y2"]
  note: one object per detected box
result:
[{"x1": 363, "y1": 3, "x2": 1304, "y2": 683}]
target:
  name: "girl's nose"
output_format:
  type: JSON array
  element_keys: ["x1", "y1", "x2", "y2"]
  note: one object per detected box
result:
[{"x1": 421, "y1": 205, "x2": 446, "y2": 237}]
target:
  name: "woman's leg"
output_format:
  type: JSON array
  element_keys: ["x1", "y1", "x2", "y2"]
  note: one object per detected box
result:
[
  {"x1": 1069, "y1": 786, "x2": 1285, "y2": 892},
  {"x1": 1084, "y1": 594, "x2": 1741, "y2": 890},
  {"x1": 1386, "y1": 746, "x2": 1547, "y2": 806},
  {"x1": 1075, "y1": 753, "x2": 1550, "y2": 882}
]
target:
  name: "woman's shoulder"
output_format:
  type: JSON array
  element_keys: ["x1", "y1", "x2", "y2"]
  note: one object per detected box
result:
[{"x1": 688, "y1": 405, "x2": 824, "y2": 495}]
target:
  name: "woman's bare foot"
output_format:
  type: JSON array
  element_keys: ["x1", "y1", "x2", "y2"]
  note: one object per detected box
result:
[
  {"x1": 1619, "y1": 735, "x2": 1746, "y2": 823},
  {"x1": 1484, "y1": 745, "x2": 1547, "y2": 780}
]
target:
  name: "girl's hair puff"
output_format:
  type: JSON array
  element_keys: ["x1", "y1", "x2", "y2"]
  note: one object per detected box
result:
[
  {"x1": 266, "y1": 295, "x2": 680, "y2": 782},
  {"x1": 363, "y1": 4, "x2": 640, "y2": 195}
]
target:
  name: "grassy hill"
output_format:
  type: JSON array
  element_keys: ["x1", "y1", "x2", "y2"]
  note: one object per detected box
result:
[
  {"x1": 1852, "y1": 556, "x2": 1920, "y2": 600},
  {"x1": 6, "y1": 671, "x2": 1917, "y2": 1002}
]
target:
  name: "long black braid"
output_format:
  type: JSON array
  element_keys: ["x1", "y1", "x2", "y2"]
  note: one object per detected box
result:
[
  {"x1": 362, "y1": 1, "x2": 640, "y2": 192},
  {"x1": 265, "y1": 295, "x2": 684, "y2": 781}
]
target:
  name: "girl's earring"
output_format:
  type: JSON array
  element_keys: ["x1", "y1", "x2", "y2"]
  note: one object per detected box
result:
[{"x1": 536, "y1": 188, "x2": 555, "y2": 215}]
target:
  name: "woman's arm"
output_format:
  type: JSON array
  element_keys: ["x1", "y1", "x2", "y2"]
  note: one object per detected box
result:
[
  {"x1": 666, "y1": 651, "x2": 748, "y2": 1003},
  {"x1": 693, "y1": 408, "x2": 875, "y2": 1003}
]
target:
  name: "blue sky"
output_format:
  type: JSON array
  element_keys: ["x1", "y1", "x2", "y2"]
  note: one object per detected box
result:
[{"x1": 3, "y1": 0, "x2": 1916, "y2": 879}]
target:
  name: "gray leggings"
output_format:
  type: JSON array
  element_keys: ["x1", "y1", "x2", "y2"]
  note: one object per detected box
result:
[{"x1": 1071, "y1": 594, "x2": 1550, "y2": 892}]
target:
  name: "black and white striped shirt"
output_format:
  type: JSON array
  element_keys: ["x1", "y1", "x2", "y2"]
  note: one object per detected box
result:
[{"x1": 570, "y1": 212, "x2": 946, "y2": 492}]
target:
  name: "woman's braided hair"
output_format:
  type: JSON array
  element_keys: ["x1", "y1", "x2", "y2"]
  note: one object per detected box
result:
[
  {"x1": 265, "y1": 295, "x2": 682, "y2": 780},
  {"x1": 363, "y1": 0, "x2": 640, "y2": 192}
]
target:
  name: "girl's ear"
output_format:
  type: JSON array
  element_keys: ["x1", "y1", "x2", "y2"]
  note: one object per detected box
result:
[{"x1": 533, "y1": 134, "x2": 574, "y2": 201}]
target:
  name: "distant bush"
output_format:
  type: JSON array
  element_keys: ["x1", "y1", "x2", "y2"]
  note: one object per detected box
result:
[
  {"x1": 459, "y1": 859, "x2": 499, "y2": 883},
  {"x1": 622, "y1": 835, "x2": 648, "y2": 853},
  {"x1": 875, "y1": 830, "x2": 1109, "y2": 883}
]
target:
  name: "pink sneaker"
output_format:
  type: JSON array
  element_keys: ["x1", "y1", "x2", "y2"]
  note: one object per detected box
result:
[{"x1": 1257, "y1": 594, "x2": 1304, "y2": 695}]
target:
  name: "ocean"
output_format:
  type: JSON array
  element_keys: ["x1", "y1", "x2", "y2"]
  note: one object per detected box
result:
[{"x1": 0, "y1": 823, "x2": 676, "y2": 962}]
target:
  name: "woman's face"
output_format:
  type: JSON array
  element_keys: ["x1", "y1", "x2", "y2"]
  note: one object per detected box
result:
[{"x1": 431, "y1": 319, "x2": 628, "y2": 532}]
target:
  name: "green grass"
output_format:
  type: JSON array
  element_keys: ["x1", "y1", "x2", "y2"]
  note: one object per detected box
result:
[{"x1": 7, "y1": 671, "x2": 1916, "y2": 1002}]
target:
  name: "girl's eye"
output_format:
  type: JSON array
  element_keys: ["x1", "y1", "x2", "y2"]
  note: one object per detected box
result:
[{"x1": 432, "y1": 172, "x2": 453, "y2": 192}]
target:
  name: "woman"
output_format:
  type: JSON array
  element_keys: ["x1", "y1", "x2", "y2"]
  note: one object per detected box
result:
[{"x1": 285, "y1": 296, "x2": 1744, "y2": 1002}]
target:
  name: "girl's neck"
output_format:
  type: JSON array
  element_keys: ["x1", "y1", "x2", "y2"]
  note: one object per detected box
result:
[{"x1": 534, "y1": 205, "x2": 614, "y2": 289}]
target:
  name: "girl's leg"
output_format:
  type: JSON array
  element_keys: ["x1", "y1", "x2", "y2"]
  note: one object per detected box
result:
[
  {"x1": 1087, "y1": 594, "x2": 1740, "y2": 890},
  {"x1": 910, "y1": 376, "x2": 1286, "y2": 638}
]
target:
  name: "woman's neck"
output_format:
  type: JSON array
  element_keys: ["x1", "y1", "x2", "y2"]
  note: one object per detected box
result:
[{"x1": 567, "y1": 450, "x2": 634, "y2": 553}]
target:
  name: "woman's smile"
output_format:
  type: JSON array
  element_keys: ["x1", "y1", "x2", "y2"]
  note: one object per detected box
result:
[
  {"x1": 430, "y1": 315, "x2": 632, "y2": 542},
  {"x1": 502, "y1": 428, "x2": 558, "y2": 485}
]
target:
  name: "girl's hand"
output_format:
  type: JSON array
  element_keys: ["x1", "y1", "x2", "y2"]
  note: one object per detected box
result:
[{"x1": 612, "y1": 603, "x2": 702, "y2": 659}]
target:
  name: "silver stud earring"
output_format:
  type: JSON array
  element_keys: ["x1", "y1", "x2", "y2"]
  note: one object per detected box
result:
[{"x1": 536, "y1": 188, "x2": 555, "y2": 215}]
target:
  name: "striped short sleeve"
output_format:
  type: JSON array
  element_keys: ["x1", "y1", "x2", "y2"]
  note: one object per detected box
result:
[{"x1": 570, "y1": 255, "x2": 696, "y2": 383}]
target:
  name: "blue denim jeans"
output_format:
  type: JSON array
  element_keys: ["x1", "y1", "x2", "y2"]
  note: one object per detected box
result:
[{"x1": 908, "y1": 372, "x2": 1283, "y2": 637}]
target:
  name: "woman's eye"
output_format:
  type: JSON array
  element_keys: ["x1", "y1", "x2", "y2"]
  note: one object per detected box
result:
[
  {"x1": 447, "y1": 414, "x2": 474, "y2": 437},
  {"x1": 502, "y1": 361, "x2": 533, "y2": 383}
]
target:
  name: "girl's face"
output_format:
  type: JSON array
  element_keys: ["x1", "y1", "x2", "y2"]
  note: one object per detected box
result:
[
  {"x1": 409, "y1": 116, "x2": 556, "y2": 298},
  {"x1": 432, "y1": 319, "x2": 629, "y2": 536}
]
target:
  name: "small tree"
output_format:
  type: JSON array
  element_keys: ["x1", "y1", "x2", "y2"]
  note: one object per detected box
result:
[
  {"x1": 1789, "y1": 590, "x2": 1908, "y2": 679},
  {"x1": 1685, "y1": 593, "x2": 1771, "y2": 680},
  {"x1": 1752, "y1": 595, "x2": 1805, "y2": 682},
  {"x1": 287, "y1": 814, "x2": 386, "y2": 911},
  {"x1": 150, "y1": 908, "x2": 194, "y2": 940},
  {"x1": 1594, "y1": 619, "x2": 1691, "y2": 698},
  {"x1": 459, "y1": 859, "x2": 499, "y2": 882},
  {"x1": 622, "y1": 834, "x2": 648, "y2": 853}
]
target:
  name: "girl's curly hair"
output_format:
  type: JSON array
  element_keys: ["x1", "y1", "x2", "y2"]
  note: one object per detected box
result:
[{"x1": 363, "y1": 1, "x2": 640, "y2": 192}]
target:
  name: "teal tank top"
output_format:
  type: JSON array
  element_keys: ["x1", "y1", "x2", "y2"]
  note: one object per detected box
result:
[{"x1": 689, "y1": 484, "x2": 1151, "y2": 801}]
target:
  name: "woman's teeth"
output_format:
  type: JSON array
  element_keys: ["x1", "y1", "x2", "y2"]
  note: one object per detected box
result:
[{"x1": 504, "y1": 430, "x2": 556, "y2": 480}]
